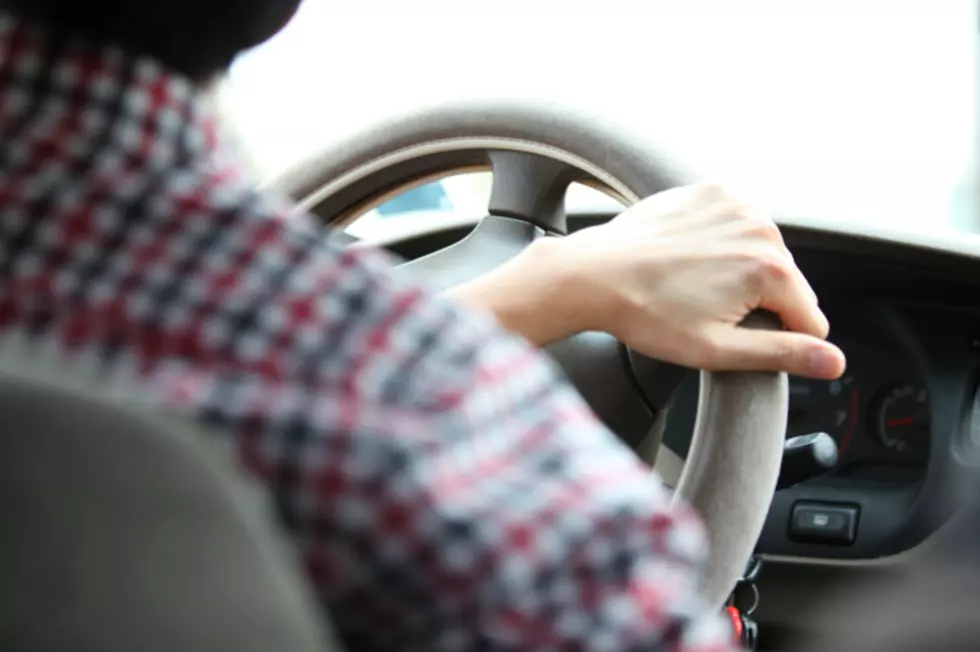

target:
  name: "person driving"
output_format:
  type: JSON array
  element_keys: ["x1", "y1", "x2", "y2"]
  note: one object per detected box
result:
[{"x1": 0, "y1": 0, "x2": 846, "y2": 650}]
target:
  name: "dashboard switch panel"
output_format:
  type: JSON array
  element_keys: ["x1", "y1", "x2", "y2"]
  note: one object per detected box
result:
[{"x1": 789, "y1": 502, "x2": 859, "y2": 545}]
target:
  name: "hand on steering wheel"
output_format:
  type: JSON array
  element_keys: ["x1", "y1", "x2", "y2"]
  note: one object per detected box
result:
[{"x1": 455, "y1": 183, "x2": 846, "y2": 380}]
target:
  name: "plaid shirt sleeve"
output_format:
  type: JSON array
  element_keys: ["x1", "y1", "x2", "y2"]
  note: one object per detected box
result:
[{"x1": 133, "y1": 194, "x2": 739, "y2": 652}]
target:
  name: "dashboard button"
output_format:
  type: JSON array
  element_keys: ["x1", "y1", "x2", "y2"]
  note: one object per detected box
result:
[{"x1": 789, "y1": 502, "x2": 859, "y2": 545}]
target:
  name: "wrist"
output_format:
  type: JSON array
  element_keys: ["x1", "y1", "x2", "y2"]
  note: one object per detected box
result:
[
  {"x1": 526, "y1": 235, "x2": 635, "y2": 337},
  {"x1": 446, "y1": 236, "x2": 595, "y2": 347},
  {"x1": 521, "y1": 236, "x2": 593, "y2": 336}
]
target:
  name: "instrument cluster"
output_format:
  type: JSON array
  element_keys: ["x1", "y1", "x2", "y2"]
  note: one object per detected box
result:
[
  {"x1": 663, "y1": 329, "x2": 930, "y2": 485},
  {"x1": 785, "y1": 330, "x2": 929, "y2": 482}
]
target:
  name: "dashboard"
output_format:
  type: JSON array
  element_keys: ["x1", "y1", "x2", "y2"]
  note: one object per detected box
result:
[
  {"x1": 665, "y1": 318, "x2": 930, "y2": 487},
  {"x1": 652, "y1": 226, "x2": 980, "y2": 562}
]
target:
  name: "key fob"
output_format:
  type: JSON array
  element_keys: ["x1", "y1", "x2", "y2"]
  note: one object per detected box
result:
[
  {"x1": 740, "y1": 612, "x2": 759, "y2": 650},
  {"x1": 726, "y1": 606, "x2": 759, "y2": 650}
]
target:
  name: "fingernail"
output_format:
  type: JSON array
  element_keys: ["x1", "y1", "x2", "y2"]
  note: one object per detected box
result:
[{"x1": 809, "y1": 347, "x2": 843, "y2": 378}]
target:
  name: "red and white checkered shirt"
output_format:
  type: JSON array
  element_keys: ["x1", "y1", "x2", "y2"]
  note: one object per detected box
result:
[{"x1": 0, "y1": 14, "x2": 740, "y2": 652}]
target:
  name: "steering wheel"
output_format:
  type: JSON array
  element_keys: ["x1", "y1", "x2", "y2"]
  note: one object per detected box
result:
[{"x1": 268, "y1": 100, "x2": 788, "y2": 610}]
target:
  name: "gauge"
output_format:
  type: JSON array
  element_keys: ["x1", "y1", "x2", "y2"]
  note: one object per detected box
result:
[
  {"x1": 787, "y1": 374, "x2": 859, "y2": 455},
  {"x1": 870, "y1": 383, "x2": 929, "y2": 454}
]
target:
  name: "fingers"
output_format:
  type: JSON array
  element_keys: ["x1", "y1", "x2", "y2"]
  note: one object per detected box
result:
[
  {"x1": 701, "y1": 327, "x2": 847, "y2": 379},
  {"x1": 717, "y1": 208, "x2": 843, "y2": 378},
  {"x1": 622, "y1": 183, "x2": 846, "y2": 380},
  {"x1": 753, "y1": 252, "x2": 829, "y2": 340},
  {"x1": 725, "y1": 203, "x2": 826, "y2": 340}
]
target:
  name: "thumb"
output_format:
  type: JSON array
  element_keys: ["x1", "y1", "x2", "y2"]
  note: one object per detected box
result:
[{"x1": 703, "y1": 327, "x2": 846, "y2": 379}]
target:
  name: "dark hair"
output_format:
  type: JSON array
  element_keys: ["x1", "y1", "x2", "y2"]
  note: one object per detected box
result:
[{"x1": 0, "y1": 0, "x2": 302, "y2": 82}]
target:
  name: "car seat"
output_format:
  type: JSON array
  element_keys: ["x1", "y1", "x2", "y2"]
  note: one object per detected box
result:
[{"x1": 0, "y1": 346, "x2": 340, "y2": 652}]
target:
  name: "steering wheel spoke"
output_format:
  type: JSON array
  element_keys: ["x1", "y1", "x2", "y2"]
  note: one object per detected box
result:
[{"x1": 487, "y1": 150, "x2": 580, "y2": 235}]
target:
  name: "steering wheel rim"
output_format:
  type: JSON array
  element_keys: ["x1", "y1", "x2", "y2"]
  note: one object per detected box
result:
[{"x1": 269, "y1": 99, "x2": 788, "y2": 611}]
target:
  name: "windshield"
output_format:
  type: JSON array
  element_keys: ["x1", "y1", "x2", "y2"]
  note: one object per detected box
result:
[{"x1": 219, "y1": 0, "x2": 978, "y2": 236}]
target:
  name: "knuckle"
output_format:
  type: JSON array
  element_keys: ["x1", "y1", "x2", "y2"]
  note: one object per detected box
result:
[
  {"x1": 727, "y1": 204, "x2": 754, "y2": 223},
  {"x1": 753, "y1": 219, "x2": 783, "y2": 243},
  {"x1": 747, "y1": 250, "x2": 791, "y2": 287},
  {"x1": 733, "y1": 205, "x2": 781, "y2": 238},
  {"x1": 696, "y1": 182, "x2": 730, "y2": 201},
  {"x1": 762, "y1": 253, "x2": 792, "y2": 281}
]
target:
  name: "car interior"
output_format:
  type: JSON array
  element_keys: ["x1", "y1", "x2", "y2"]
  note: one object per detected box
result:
[
  {"x1": 0, "y1": 5, "x2": 976, "y2": 652},
  {"x1": 1, "y1": 102, "x2": 977, "y2": 652},
  {"x1": 267, "y1": 100, "x2": 980, "y2": 649}
]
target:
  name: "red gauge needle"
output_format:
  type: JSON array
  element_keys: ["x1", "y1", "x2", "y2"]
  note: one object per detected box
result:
[{"x1": 885, "y1": 417, "x2": 916, "y2": 427}]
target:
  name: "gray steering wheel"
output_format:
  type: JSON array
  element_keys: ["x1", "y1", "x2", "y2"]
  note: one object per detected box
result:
[{"x1": 268, "y1": 100, "x2": 788, "y2": 610}]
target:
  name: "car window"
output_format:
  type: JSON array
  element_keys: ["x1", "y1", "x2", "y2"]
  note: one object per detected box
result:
[
  {"x1": 375, "y1": 183, "x2": 453, "y2": 216},
  {"x1": 218, "y1": 0, "x2": 978, "y2": 236}
]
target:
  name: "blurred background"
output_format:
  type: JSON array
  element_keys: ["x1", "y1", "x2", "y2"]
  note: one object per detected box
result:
[{"x1": 214, "y1": 0, "x2": 977, "y2": 241}]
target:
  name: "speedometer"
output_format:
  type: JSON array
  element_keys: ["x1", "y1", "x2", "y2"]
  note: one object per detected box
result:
[
  {"x1": 869, "y1": 383, "x2": 929, "y2": 456},
  {"x1": 787, "y1": 374, "x2": 859, "y2": 456}
]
